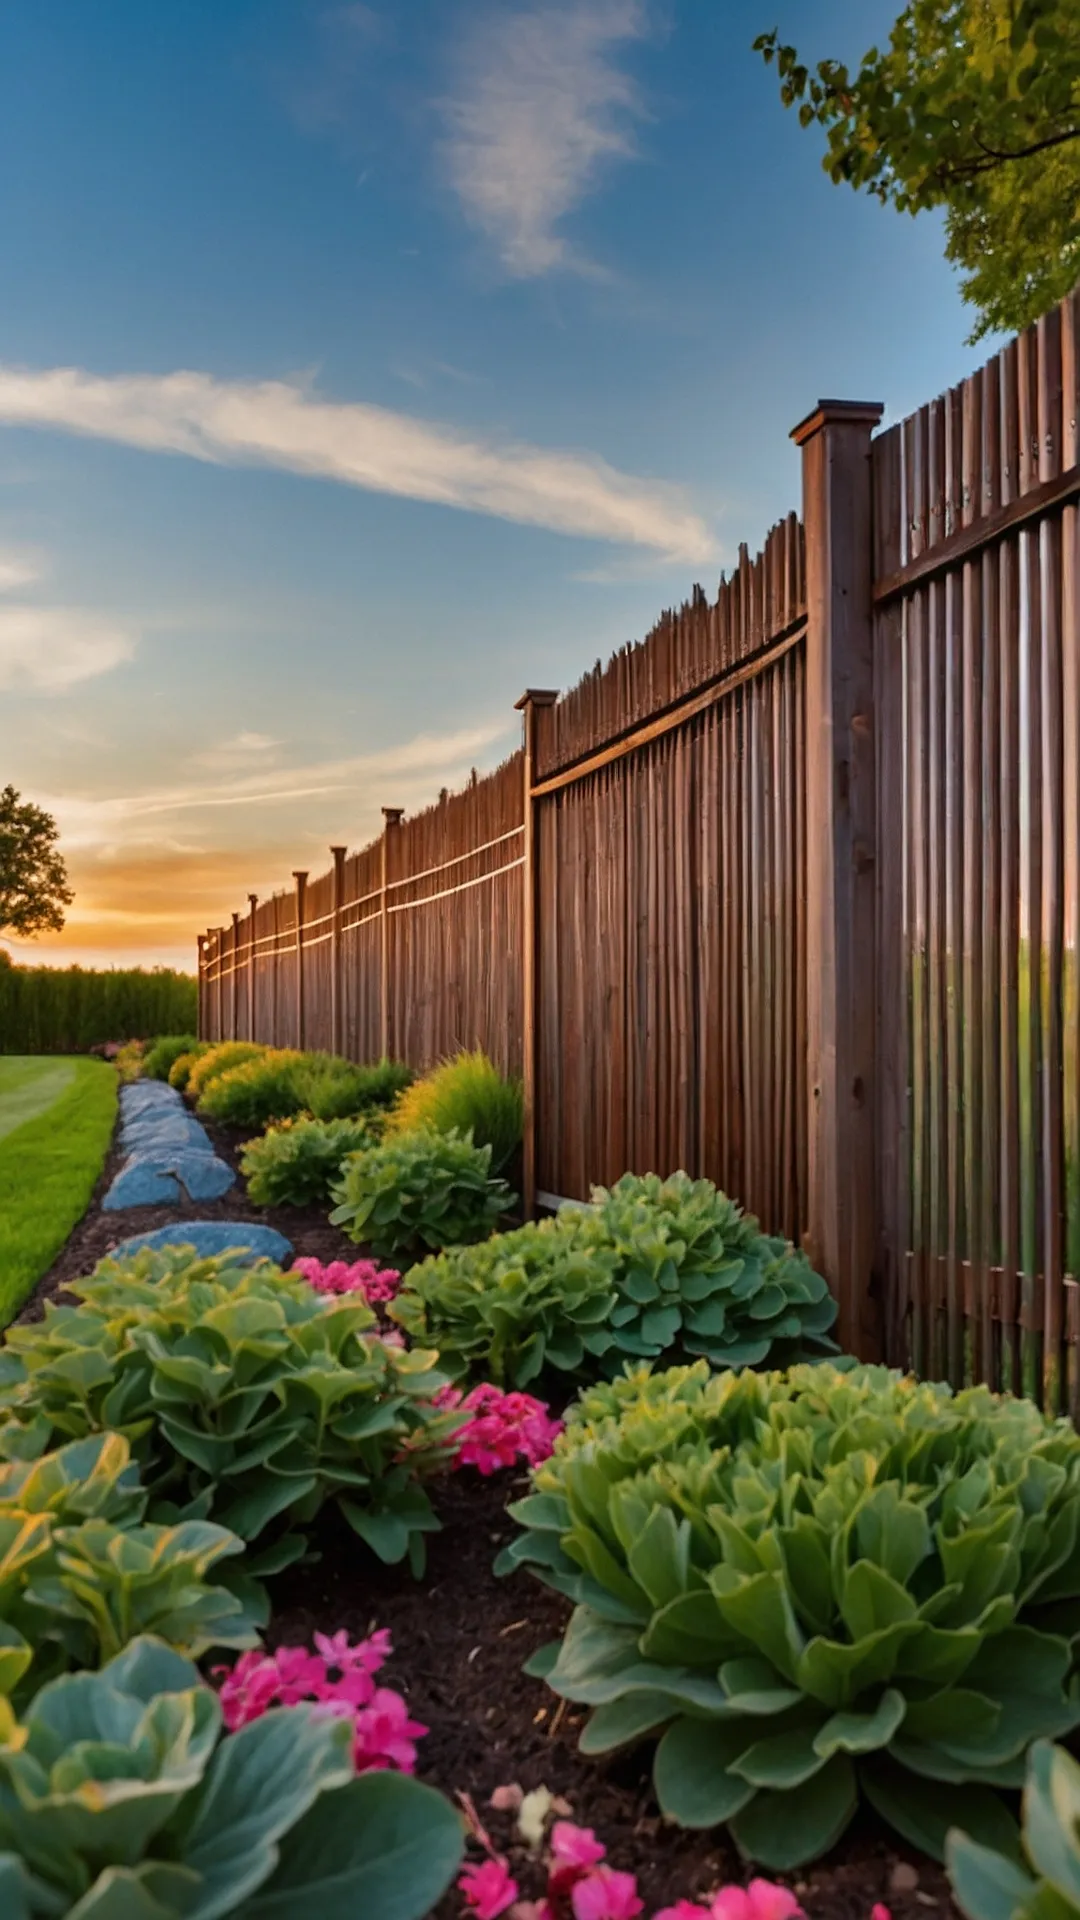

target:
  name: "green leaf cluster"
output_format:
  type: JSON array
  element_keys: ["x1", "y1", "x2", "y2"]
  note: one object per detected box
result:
[
  {"x1": 141, "y1": 1035, "x2": 204, "y2": 1083},
  {"x1": 185, "y1": 1042, "x2": 269, "y2": 1101},
  {"x1": 755, "y1": 1, "x2": 1080, "y2": 339},
  {"x1": 0, "y1": 1634, "x2": 463, "y2": 1920},
  {"x1": 388, "y1": 1049, "x2": 523, "y2": 1173},
  {"x1": 195, "y1": 1051, "x2": 307, "y2": 1129},
  {"x1": 0, "y1": 1430, "x2": 256, "y2": 1704},
  {"x1": 167, "y1": 1047, "x2": 208, "y2": 1091},
  {"x1": 0, "y1": 1247, "x2": 463, "y2": 1576},
  {"x1": 330, "y1": 1128, "x2": 515, "y2": 1262},
  {"x1": 240, "y1": 1115, "x2": 378, "y2": 1208},
  {"x1": 571, "y1": 1172, "x2": 838, "y2": 1368},
  {"x1": 391, "y1": 1219, "x2": 619, "y2": 1386},
  {"x1": 505, "y1": 1360, "x2": 1080, "y2": 1867},
  {"x1": 949, "y1": 1739, "x2": 1080, "y2": 1920}
]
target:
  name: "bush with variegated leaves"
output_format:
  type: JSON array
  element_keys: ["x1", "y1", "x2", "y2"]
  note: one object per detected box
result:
[
  {"x1": 0, "y1": 1635, "x2": 462, "y2": 1919},
  {"x1": 0, "y1": 1246, "x2": 463, "y2": 1578},
  {"x1": 503, "y1": 1360, "x2": 1080, "y2": 1869}
]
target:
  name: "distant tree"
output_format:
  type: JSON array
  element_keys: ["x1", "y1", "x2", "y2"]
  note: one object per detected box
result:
[
  {"x1": 756, "y1": 0, "x2": 1080, "y2": 340},
  {"x1": 0, "y1": 785, "x2": 74, "y2": 940}
]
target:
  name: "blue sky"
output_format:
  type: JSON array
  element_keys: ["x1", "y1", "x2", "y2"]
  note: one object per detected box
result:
[{"x1": 0, "y1": 0, "x2": 999, "y2": 968}]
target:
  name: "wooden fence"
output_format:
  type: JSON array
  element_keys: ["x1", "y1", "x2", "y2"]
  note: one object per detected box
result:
[{"x1": 200, "y1": 285, "x2": 1080, "y2": 1393}]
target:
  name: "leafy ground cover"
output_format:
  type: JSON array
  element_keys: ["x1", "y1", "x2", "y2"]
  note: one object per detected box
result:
[{"x1": 0, "y1": 1054, "x2": 116, "y2": 1326}]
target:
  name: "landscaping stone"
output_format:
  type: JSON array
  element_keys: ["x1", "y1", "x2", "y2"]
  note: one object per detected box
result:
[
  {"x1": 108, "y1": 1221, "x2": 293, "y2": 1265},
  {"x1": 102, "y1": 1161, "x2": 181, "y2": 1209},
  {"x1": 103, "y1": 1148, "x2": 236, "y2": 1209},
  {"x1": 118, "y1": 1115, "x2": 211, "y2": 1154},
  {"x1": 121, "y1": 1083, "x2": 183, "y2": 1111}
]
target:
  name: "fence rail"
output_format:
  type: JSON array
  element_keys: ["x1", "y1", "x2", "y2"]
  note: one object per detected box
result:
[{"x1": 200, "y1": 285, "x2": 1080, "y2": 1401}]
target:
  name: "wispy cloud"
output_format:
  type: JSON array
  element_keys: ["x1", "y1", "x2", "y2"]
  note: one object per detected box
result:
[
  {"x1": 0, "y1": 605, "x2": 135, "y2": 691},
  {"x1": 0, "y1": 362, "x2": 713, "y2": 563},
  {"x1": 440, "y1": 0, "x2": 649, "y2": 278},
  {"x1": 0, "y1": 547, "x2": 42, "y2": 591}
]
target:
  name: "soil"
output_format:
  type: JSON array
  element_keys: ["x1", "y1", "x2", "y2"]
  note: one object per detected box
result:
[
  {"x1": 23, "y1": 1091, "x2": 959, "y2": 1917},
  {"x1": 272, "y1": 1476, "x2": 957, "y2": 1920}
]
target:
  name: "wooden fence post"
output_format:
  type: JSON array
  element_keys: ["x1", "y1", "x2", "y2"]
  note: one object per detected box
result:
[
  {"x1": 213, "y1": 928, "x2": 225, "y2": 1044},
  {"x1": 197, "y1": 935, "x2": 206, "y2": 1040},
  {"x1": 515, "y1": 690, "x2": 559, "y2": 1220},
  {"x1": 230, "y1": 914, "x2": 240, "y2": 1041},
  {"x1": 270, "y1": 898, "x2": 280, "y2": 1047},
  {"x1": 792, "y1": 397, "x2": 884, "y2": 1359},
  {"x1": 330, "y1": 847, "x2": 346, "y2": 1058},
  {"x1": 293, "y1": 872, "x2": 308, "y2": 1051},
  {"x1": 247, "y1": 895, "x2": 258, "y2": 1041},
  {"x1": 380, "y1": 810, "x2": 403, "y2": 1061}
]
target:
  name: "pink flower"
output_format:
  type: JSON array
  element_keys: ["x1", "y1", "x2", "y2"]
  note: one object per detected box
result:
[
  {"x1": 870, "y1": 1908, "x2": 892, "y2": 1920},
  {"x1": 654, "y1": 1905, "x2": 712, "y2": 1920},
  {"x1": 571, "y1": 1867, "x2": 643, "y2": 1920},
  {"x1": 436, "y1": 1383, "x2": 563, "y2": 1475},
  {"x1": 711, "y1": 1885, "x2": 805, "y2": 1920},
  {"x1": 353, "y1": 1687, "x2": 428, "y2": 1773},
  {"x1": 212, "y1": 1629, "x2": 424, "y2": 1774},
  {"x1": 550, "y1": 1822, "x2": 606, "y2": 1880},
  {"x1": 459, "y1": 1859, "x2": 519, "y2": 1920},
  {"x1": 292, "y1": 1257, "x2": 401, "y2": 1302}
]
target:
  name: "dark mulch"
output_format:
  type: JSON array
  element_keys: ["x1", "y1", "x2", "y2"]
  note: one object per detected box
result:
[
  {"x1": 25, "y1": 1093, "x2": 958, "y2": 1917},
  {"x1": 20, "y1": 1109, "x2": 361, "y2": 1322},
  {"x1": 272, "y1": 1477, "x2": 956, "y2": 1920}
]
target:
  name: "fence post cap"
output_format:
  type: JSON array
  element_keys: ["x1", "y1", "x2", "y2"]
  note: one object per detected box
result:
[
  {"x1": 292, "y1": 870, "x2": 309, "y2": 885},
  {"x1": 381, "y1": 807, "x2": 404, "y2": 826},
  {"x1": 791, "y1": 399, "x2": 884, "y2": 447},
  {"x1": 329, "y1": 844, "x2": 347, "y2": 859},
  {"x1": 514, "y1": 688, "x2": 559, "y2": 710}
]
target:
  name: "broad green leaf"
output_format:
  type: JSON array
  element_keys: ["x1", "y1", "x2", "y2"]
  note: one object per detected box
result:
[
  {"x1": 580, "y1": 1691, "x2": 679, "y2": 1754},
  {"x1": 653, "y1": 1717, "x2": 758, "y2": 1827},
  {"x1": 732, "y1": 1720, "x2": 831, "y2": 1790},
  {"x1": 235, "y1": 1772, "x2": 464, "y2": 1920},
  {"x1": 641, "y1": 1593, "x2": 740, "y2": 1667},
  {"x1": 945, "y1": 1832, "x2": 1036, "y2": 1920},
  {"x1": 813, "y1": 1688, "x2": 906, "y2": 1758},
  {"x1": 730, "y1": 1754, "x2": 857, "y2": 1868},
  {"x1": 1023, "y1": 1740, "x2": 1080, "y2": 1906},
  {"x1": 179, "y1": 1706, "x2": 355, "y2": 1920},
  {"x1": 67, "y1": 1863, "x2": 202, "y2": 1919},
  {"x1": 718, "y1": 1658, "x2": 803, "y2": 1717},
  {"x1": 710, "y1": 1569, "x2": 804, "y2": 1681},
  {"x1": 339, "y1": 1505, "x2": 410, "y2": 1564},
  {"x1": 862, "y1": 1757, "x2": 1022, "y2": 1864}
]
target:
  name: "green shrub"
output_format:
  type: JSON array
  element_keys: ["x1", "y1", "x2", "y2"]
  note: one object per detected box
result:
[
  {"x1": 241, "y1": 1115, "x2": 377, "y2": 1208},
  {"x1": 571, "y1": 1172, "x2": 839, "y2": 1368},
  {"x1": 948, "y1": 1739, "x2": 1080, "y2": 1919},
  {"x1": 197, "y1": 1050, "x2": 306, "y2": 1129},
  {"x1": 0, "y1": 1247, "x2": 464, "y2": 1577},
  {"x1": 392, "y1": 1219, "x2": 619, "y2": 1386},
  {"x1": 186, "y1": 1042, "x2": 268, "y2": 1101},
  {"x1": 167, "y1": 1044, "x2": 208, "y2": 1090},
  {"x1": 330, "y1": 1128, "x2": 514, "y2": 1262},
  {"x1": 0, "y1": 1635, "x2": 463, "y2": 1920},
  {"x1": 141, "y1": 1034, "x2": 202, "y2": 1082},
  {"x1": 389, "y1": 1049, "x2": 523, "y2": 1171},
  {"x1": 298, "y1": 1054, "x2": 413, "y2": 1121},
  {"x1": 504, "y1": 1361, "x2": 1080, "y2": 1869},
  {"x1": 0, "y1": 1430, "x2": 256, "y2": 1702}
]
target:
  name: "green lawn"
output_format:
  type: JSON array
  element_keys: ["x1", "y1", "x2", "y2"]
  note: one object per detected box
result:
[{"x1": 0, "y1": 1056, "x2": 117, "y2": 1327}]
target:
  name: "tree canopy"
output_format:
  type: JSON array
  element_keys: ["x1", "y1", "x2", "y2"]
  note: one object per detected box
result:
[
  {"x1": 756, "y1": 0, "x2": 1080, "y2": 340},
  {"x1": 0, "y1": 785, "x2": 73, "y2": 941}
]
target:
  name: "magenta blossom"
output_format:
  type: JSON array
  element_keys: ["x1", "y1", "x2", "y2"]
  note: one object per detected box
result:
[
  {"x1": 571, "y1": 1867, "x2": 644, "y2": 1920},
  {"x1": 213, "y1": 1629, "x2": 425, "y2": 1774},
  {"x1": 710, "y1": 1887, "x2": 805, "y2": 1920},
  {"x1": 291, "y1": 1256, "x2": 401, "y2": 1302},
  {"x1": 434, "y1": 1383, "x2": 563, "y2": 1474},
  {"x1": 459, "y1": 1859, "x2": 520, "y2": 1920}
]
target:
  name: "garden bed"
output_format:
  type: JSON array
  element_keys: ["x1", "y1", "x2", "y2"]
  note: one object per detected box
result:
[
  {"x1": 24, "y1": 1086, "x2": 961, "y2": 1919},
  {"x1": 271, "y1": 1475, "x2": 955, "y2": 1920}
]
